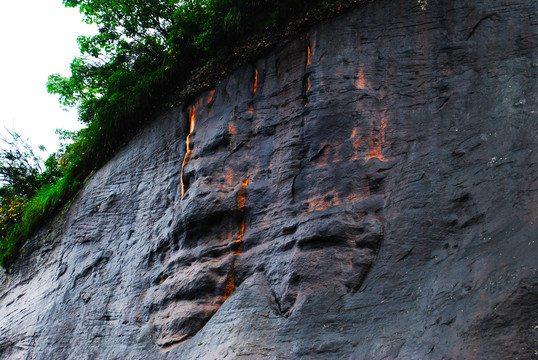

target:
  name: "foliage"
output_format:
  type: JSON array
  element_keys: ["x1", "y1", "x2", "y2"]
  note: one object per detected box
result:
[
  {"x1": 1, "y1": 0, "x2": 333, "y2": 269},
  {"x1": 0, "y1": 129, "x2": 46, "y2": 197},
  {"x1": 0, "y1": 129, "x2": 68, "y2": 266}
]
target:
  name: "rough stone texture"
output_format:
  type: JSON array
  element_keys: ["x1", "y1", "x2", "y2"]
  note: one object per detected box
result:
[{"x1": 1, "y1": 0, "x2": 537, "y2": 358}]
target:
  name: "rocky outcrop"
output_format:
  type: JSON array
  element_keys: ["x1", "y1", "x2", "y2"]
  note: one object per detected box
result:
[{"x1": 1, "y1": 0, "x2": 537, "y2": 358}]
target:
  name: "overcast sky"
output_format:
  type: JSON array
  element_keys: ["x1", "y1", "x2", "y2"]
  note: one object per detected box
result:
[{"x1": 0, "y1": 0, "x2": 96, "y2": 156}]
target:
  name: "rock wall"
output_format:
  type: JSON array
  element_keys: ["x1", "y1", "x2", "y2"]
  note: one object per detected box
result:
[{"x1": 1, "y1": 0, "x2": 537, "y2": 358}]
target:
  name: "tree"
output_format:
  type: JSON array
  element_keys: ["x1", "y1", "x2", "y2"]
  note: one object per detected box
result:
[
  {"x1": 0, "y1": 129, "x2": 44, "y2": 199},
  {"x1": 47, "y1": 0, "x2": 178, "y2": 123},
  {"x1": 0, "y1": 128, "x2": 63, "y2": 235}
]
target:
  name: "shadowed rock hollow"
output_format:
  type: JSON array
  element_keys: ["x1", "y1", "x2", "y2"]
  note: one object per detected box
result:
[{"x1": 1, "y1": 0, "x2": 537, "y2": 358}]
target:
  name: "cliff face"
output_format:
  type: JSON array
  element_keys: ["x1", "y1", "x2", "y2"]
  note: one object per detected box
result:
[{"x1": 1, "y1": 0, "x2": 537, "y2": 358}]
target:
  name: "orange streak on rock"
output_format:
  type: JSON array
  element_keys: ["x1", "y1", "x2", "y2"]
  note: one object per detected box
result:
[
  {"x1": 350, "y1": 127, "x2": 361, "y2": 149},
  {"x1": 356, "y1": 69, "x2": 365, "y2": 89},
  {"x1": 181, "y1": 105, "x2": 196, "y2": 199},
  {"x1": 233, "y1": 222, "x2": 245, "y2": 255},
  {"x1": 253, "y1": 68, "x2": 258, "y2": 95},
  {"x1": 208, "y1": 90, "x2": 215, "y2": 104},
  {"x1": 354, "y1": 137, "x2": 361, "y2": 149},
  {"x1": 235, "y1": 222, "x2": 246, "y2": 244},
  {"x1": 368, "y1": 115, "x2": 387, "y2": 161},
  {"x1": 306, "y1": 33, "x2": 311, "y2": 66},
  {"x1": 225, "y1": 168, "x2": 234, "y2": 186},
  {"x1": 307, "y1": 192, "x2": 340, "y2": 212},
  {"x1": 237, "y1": 177, "x2": 249, "y2": 209},
  {"x1": 222, "y1": 260, "x2": 236, "y2": 302},
  {"x1": 189, "y1": 105, "x2": 196, "y2": 132},
  {"x1": 346, "y1": 193, "x2": 368, "y2": 202},
  {"x1": 222, "y1": 173, "x2": 249, "y2": 302}
]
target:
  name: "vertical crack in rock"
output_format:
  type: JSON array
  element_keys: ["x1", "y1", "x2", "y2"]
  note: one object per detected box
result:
[
  {"x1": 222, "y1": 173, "x2": 249, "y2": 302},
  {"x1": 305, "y1": 32, "x2": 312, "y2": 68},
  {"x1": 252, "y1": 67, "x2": 258, "y2": 96},
  {"x1": 207, "y1": 89, "x2": 215, "y2": 105},
  {"x1": 181, "y1": 105, "x2": 196, "y2": 199},
  {"x1": 222, "y1": 259, "x2": 237, "y2": 303}
]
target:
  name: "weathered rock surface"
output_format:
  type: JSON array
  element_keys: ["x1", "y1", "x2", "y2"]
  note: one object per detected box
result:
[{"x1": 1, "y1": 0, "x2": 537, "y2": 358}]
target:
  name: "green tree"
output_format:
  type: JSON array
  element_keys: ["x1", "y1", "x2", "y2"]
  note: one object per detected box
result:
[
  {"x1": 0, "y1": 128, "x2": 44, "y2": 199},
  {"x1": 47, "y1": 0, "x2": 177, "y2": 122},
  {"x1": 0, "y1": 128, "x2": 65, "y2": 232}
]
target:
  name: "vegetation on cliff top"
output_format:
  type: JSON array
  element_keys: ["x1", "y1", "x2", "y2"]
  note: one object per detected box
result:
[{"x1": 0, "y1": 0, "x2": 360, "y2": 269}]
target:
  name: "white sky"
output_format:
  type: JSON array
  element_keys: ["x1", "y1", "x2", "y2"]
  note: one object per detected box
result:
[{"x1": 0, "y1": 0, "x2": 96, "y2": 156}]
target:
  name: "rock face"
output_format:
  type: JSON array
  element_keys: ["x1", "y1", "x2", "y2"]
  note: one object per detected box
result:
[{"x1": 1, "y1": 0, "x2": 537, "y2": 358}]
